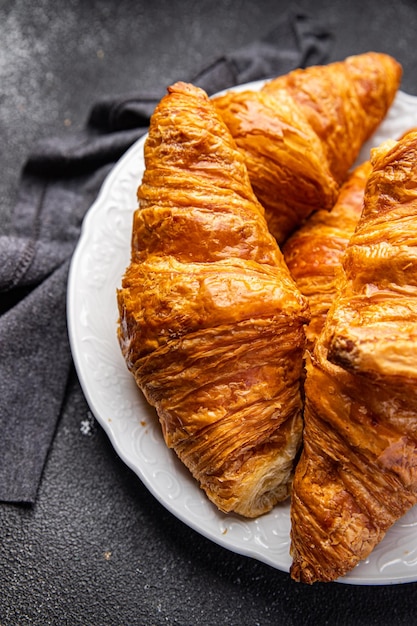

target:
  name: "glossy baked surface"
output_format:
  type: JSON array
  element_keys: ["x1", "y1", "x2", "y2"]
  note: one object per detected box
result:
[
  {"x1": 214, "y1": 53, "x2": 401, "y2": 243},
  {"x1": 283, "y1": 161, "x2": 371, "y2": 349},
  {"x1": 117, "y1": 82, "x2": 309, "y2": 518},
  {"x1": 290, "y1": 131, "x2": 417, "y2": 583}
]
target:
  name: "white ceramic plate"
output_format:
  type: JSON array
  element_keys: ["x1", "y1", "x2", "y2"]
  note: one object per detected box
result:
[{"x1": 67, "y1": 83, "x2": 417, "y2": 585}]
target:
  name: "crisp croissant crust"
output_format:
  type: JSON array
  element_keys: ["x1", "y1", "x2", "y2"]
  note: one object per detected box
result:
[
  {"x1": 214, "y1": 52, "x2": 401, "y2": 243},
  {"x1": 117, "y1": 82, "x2": 309, "y2": 518},
  {"x1": 290, "y1": 131, "x2": 417, "y2": 583},
  {"x1": 283, "y1": 161, "x2": 371, "y2": 350}
]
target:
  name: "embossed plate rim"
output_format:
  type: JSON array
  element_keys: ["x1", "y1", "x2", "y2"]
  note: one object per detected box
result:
[{"x1": 68, "y1": 83, "x2": 417, "y2": 585}]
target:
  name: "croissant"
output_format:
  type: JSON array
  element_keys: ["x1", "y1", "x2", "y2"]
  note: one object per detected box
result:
[
  {"x1": 283, "y1": 161, "x2": 371, "y2": 349},
  {"x1": 290, "y1": 130, "x2": 417, "y2": 583},
  {"x1": 214, "y1": 52, "x2": 402, "y2": 243},
  {"x1": 117, "y1": 81, "x2": 310, "y2": 518}
]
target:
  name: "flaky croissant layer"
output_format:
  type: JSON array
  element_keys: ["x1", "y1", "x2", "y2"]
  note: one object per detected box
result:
[
  {"x1": 283, "y1": 161, "x2": 371, "y2": 350},
  {"x1": 117, "y1": 81, "x2": 309, "y2": 518},
  {"x1": 290, "y1": 131, "x2": 417, "y2": 583},
  {"x1": 214, "y1": 52, "x2": 401, "y2": 242}
]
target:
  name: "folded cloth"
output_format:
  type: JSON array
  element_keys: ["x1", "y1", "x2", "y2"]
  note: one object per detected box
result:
[{"x1": 0, "y1": 12, "x2": 332, "y2": 504}]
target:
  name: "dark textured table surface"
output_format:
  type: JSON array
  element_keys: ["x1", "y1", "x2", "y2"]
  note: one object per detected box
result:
[{"x1": 2, "y1": 1, "x2": 417, "y2": 624}]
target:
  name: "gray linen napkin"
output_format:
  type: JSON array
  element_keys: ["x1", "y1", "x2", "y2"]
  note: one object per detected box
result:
[{"x1": 0, "y1": 12, "x2": 332, "y2": 503}]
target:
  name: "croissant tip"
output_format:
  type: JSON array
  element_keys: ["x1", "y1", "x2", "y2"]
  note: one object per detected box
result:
[{"x1": 167, "y1": 80, "x2": 206, "y2": 98}]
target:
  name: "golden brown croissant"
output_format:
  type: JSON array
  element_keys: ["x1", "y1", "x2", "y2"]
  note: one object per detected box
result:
[
  {"x1": 290, "y1": 130, "x2": 417, "y2": 583},
  {"x1": 214, "y1": 52, "x2": 402, "y2": 243},
  {"x1": 117, "y1": 81, "x2": 310, "y2": 518},
  {"x1": 283, "y1": 161, "x2": 371, "y2": 349}
]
